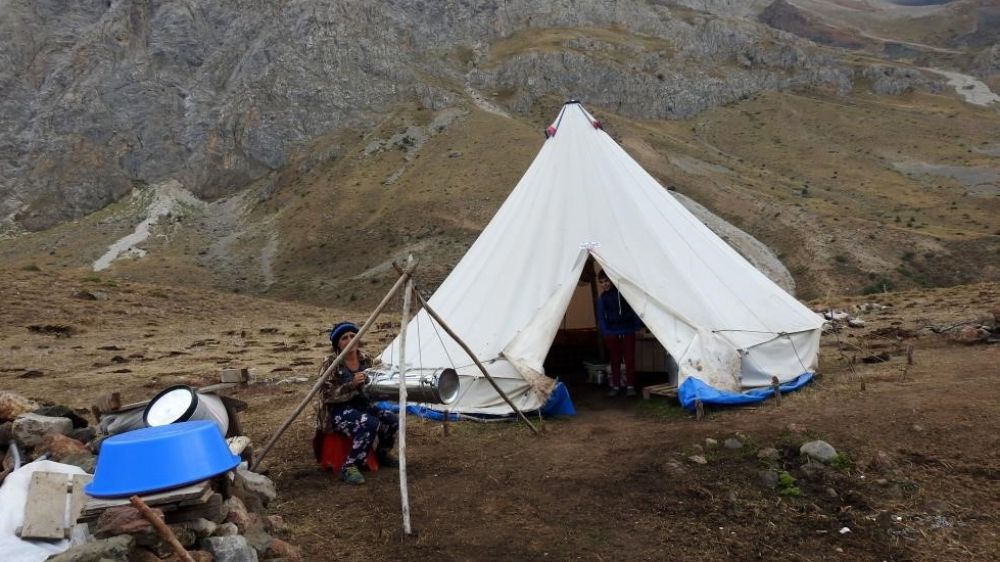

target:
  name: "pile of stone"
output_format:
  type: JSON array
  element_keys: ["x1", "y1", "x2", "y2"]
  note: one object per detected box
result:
[
  {"x1": 62, "y1": 465, "x2": 300, "y2": 562},
  {"x1": 0, "y1": 391, "x2": 302, "y2": 561},
  {"x1": 1, "y1": 391, "x2": 97, "y2": 482}
]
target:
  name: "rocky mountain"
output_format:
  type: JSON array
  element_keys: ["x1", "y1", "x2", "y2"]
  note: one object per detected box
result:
[{"x1": 0, "y1": 0, "x2": 997, "y2": 303}]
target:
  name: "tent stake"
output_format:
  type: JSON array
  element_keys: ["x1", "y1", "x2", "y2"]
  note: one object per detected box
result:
[
  {"x1": 251, "y1": 263, "x2": 416, "y2": 471},
  {"x1": 397, "y1": 274, "x2": 414, "y2": 536},
  {"x1": 409, "y1": 288, "x2": 540, "y2": 435},
  {"x1": 771, "y1": 376, "x2": 781, "y2": 406}
]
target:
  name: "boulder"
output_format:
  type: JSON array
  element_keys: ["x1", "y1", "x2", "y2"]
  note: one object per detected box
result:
[
  {"x1": 953, "y1": 325, "x2": 989, "y2": 344},
  {"x1": 267, "y1": 538, "x2": 303, "y2": 562},
  {"x1": 12, "y1": 412, "x2": 73, "y2": 447},
  {"x1": 723, "y1": 437, "x2": 743, "y2": 450},
  {"x1": 45, "y1": 535, "x2": 134, "y2": 562},
  {"x1": 756, "y1": 447, "x2": 780, "y2": 461},
  {"x1": 224, "y1": 496, "x2": 251, "y2": 532},
  {"x1": 0, "y1": 391, "x2": 39, "y2": 422},
  {"x1": 38, "y1": 433, "x2": 89, "y2": 460},
  {"x1": 69, "y1": 426, "x2": 98, "y2": 444},
  {"x1": 177, "y1": 518, "x2": 218, "y2": 538},
  {"x1": 688, "y1": 455, "x2": 708, "y2": 465},
  {"x1": 95, "y1": 506, "x2": 158, "y2": 538},
  {"x1": 59, "y1": 452, "x2": 97, "y2": 474},
  {"x1": 757, "y1": 470, "x2": 779, "y2": 489},
  {"x1": 800, "y1": 440, "x2": 838, "y2": 463},
  {"x1": 202, "y1": 535, "x2": 259, "y2": 562},
  {"x1": 232, "y1": 468, "x2": 277, "y2": 512},
  {"x1": 213, "y1": 522, "x2": 239, "y2": 537},
  {"x1": 33, "y1": 405, "x2": 89, "y2": 428},
  {"x1": 704, "y1": 438, "x2": 718, "y2": 448}
]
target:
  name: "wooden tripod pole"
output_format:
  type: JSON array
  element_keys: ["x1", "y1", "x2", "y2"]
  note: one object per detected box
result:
[
  {"x1": 407, "y1": 285, "x2": 540, "y2": 435},
  {"x1": 397, "y1": 274, "x2": 414, "y2": 535},
  {"x1": 251, "y1": 265, "x2": 415, "y2": 471}
]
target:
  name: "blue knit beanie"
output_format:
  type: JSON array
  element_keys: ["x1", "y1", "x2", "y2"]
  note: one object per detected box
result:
[{"x1": 329, "y1": 322, "x2": 359, "y2": 347}]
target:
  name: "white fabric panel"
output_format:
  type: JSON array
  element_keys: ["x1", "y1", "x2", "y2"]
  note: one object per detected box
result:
[
  {"x1": 379, "y1": 103, "x2": 823, "y2": 413},
  {"x1": 740, "y1": 330, "x2": 821, "y2": 387},
  {"x1": 0, "y1": 461, "x2": 87, "y2": 562}
]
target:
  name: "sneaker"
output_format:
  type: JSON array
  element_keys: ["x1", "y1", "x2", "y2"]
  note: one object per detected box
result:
[
  {"x1": 341, "y1": 465, "x2": 365, "y2": 485},
  {"x1": 377, "y1": 451, "x2": 399, "y2": 468},
  {"x1": 607, "y1": 387, "x2": 620, "y2": 397},
  {"x1": 625, "y1": 387, "x2": 637, "y2": 397}
]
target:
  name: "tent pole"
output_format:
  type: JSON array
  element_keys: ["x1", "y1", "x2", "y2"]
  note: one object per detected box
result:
[
  {"x1": 251, "y1": 263, "x2": 416, "y2": 471},
  {"x1": 390, "y1": 262, "x2": 539, "y2": 434},
  {"x1": 397, "y1": 272, "x2": 414, "y2": 535}
]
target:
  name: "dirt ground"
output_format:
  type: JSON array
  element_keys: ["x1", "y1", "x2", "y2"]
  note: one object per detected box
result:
[{"x1": 2, "y1": 267, "x2": 998, "y2": 561}]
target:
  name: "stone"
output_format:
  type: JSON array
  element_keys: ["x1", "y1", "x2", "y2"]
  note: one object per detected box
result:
[
  {"x1": 872, "y1": 450, "x2": 894, "y2": 471},
  {"x1": 704, "y1": 438, "x2": 718, "y2": 448},
  {"x1": 0, "y1": 391, "x2": 39, "y2": 422},
  {"x1": 757, "y1": 469, "x2": 779, "y2": 488},
  {"x1": 690, "y1": 443, "x2": 704, "y2": 453},
  {"x1": 95, "y1": 505, "x2": 158, "y2": 538},
  {"x1": 33, "y1": 405, "x2": 89, "y2": 428},
  {"x1": 12, "y1": 412, "x2": 73, "y2": 447},
  {"x1": 224, "y1": 496, "x2": 251, "y2": 532},
  {"x1": 723, "y1": 437, "x2": 743, "y2": 450},
  {"x1": 847, "y1": 318, "x2": 866, "y2": 328},
  {"x1": 202, "y1": 535, "x2": 259, "y2": 562},
  {"x1": 799, "y1": 461, "x2": 828, "y2": 481},
  {"x1": 825, "y1": 487, "x2": 838, "y2": 498},
  {"x1": 177, "y1": 518, "x2": 218, "y2": 538},
  {"x1": 267, "y1": 538, "x2": 303, "y2": 562},
  {"x1": 688, "y1": 455, "x2": 708, "y2": 465},
  {"x1": 214, "y1": 522, "x2": 239, "y2": 537},
  {"x1": 0, "y1": 421, "x2": 11, "y2": 446},
  {"x1": 45, "y1": 535, "x2": 134, "y2": 562},
  {"x1": 800, "y1": 440, "x2": 838, "y2": 463},
  {"x1": 232, "y1": 468, "x2": 277, "y2": 511},
  {"x1": 953, "y1": 326, "x2": 989, "y2": 344},
  {"x1": 69, "y1": 426, "x2": 98, "y2": 443},
  {"x1": 38, "y1": 433, "x2": 89, "y2": 460},
  {"x1": 756, "y1": 447, "x2": 780, "y2": 461},
  {"x1": 61, "y1": 452, "x2": 97, "y2": 473}
]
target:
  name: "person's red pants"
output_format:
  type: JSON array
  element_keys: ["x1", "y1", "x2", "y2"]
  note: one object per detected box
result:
[{"x1": 604, "y1": 333, "x2": 636, "y2": 388}]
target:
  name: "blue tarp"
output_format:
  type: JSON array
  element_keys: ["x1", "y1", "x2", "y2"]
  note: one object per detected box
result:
[
  {"x1": 677, "y1": 372, "x2": 814, "y2": 411},
  {"x1": 376, "y1": 381, "x2": 576, "y2": 421}
]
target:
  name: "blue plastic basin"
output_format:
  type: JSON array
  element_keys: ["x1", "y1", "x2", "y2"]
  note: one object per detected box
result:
[{"x1": 85, "y1": 420, "x2": 240, "y2": 498}]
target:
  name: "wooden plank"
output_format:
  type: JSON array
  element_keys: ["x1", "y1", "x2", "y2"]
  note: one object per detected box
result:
[
  {"x1": 68, "y1": 474, "x2": 93, "y2": 529},
  {"x1": 642, "y1": 383, "x2": 677, "y2": 400},
  {"x1": 81, "y1": 480, "x2": 210, "y2": 517},
  {"x1": 20, "y1": 472, "x2": 69, "y2": 540},
  {"x1": 227, "y1": 436, "x2": 251, "y2": 456}
]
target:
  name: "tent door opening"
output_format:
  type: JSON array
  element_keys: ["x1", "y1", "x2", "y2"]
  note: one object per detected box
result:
[{"x1": 542, "y1": 256, "x2": 678, "y2": 390}]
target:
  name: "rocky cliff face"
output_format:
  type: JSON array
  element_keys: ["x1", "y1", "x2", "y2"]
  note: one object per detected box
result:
[{"x1": 0, "y1": 0, "x2": 954, "y2": 231}]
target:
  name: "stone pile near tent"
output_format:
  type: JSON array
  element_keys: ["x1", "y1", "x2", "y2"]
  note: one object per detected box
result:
[{"x1": 0, "y1": 391, "x2": 302, "y2": 561}]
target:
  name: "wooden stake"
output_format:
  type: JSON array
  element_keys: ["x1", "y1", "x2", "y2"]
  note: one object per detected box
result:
[
  {"x1": 129, "y1": 496, "x2": 195, "y2": 562},
  {"x1": 397, "y1": 275, "x2": 414, "y2": 536},
  {"x1": 906, "y1": 344, "x2": 914, "y2": 366},
  {"x1": 252, "y1": 263, "x2": 416, "y2": 471},
  {"x1": 390, "y1": 263, "x2": 540, "y2": 435},
  {"x1": 771, "y1": 376, "x2": 781, "y2": 406},
  {"x1": 442, "y1": 409, "x2": 450, "y2": 437},
  {"x1": 695, "y1": 399, "x2": 704, "y2": 421},
  {"x1": 411, "y1": 290, "x2": 540, "y2": 435}
]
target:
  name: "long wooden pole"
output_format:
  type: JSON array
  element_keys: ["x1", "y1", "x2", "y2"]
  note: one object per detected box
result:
[
  {"x1": 397, "y1": 276, "x2": 414, "y2": 535},
  {"x1": 252, "y1": 266, "x2": 415, "y2": 471},
  {"x1": 410, "y1": 289, "x2": 540, "y2": 435},
  {"x1": 130, "y1": 496, "x2": 195, "y2": 562}
]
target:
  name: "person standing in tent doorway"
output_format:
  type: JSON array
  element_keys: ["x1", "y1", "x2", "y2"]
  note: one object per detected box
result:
[
  {"x1": 596, "y1": 270, "x2": 642, "y2": 397},
  {"x1": 314, "y1": 322, "x2": 399, "y2": 485}
]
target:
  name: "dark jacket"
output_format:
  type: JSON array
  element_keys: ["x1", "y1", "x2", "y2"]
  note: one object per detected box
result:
[
  {"x1": 320, "y1": 354, "x2": 372, "y2": 408},
  {"x1": 597, "y1": 287, "x2": 642, "y2": 336}
]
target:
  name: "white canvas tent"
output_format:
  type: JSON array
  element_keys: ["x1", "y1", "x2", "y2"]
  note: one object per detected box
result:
[{"x1": 379, "y1": 102, "x2": 823, "y2": 415}]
